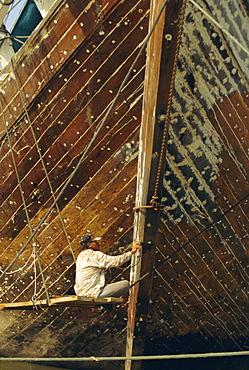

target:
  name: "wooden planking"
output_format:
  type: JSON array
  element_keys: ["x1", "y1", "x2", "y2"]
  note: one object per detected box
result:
[
  {"x1": 1, "y1": 295, "x2": 123, "y2": 309},
  {"x1": 0, "y1": 0, "x2": 147, "y2": 137},
  {"x1": 0, "y1": 0, "x2": 122, "y2": 135},
  {"x1": 0, "y1": 4, "x2": 148, "y2": 243},
  {"x1": 0, "y1": 11, "x2": 147, "y2": 188},
  {"x1": 126, "y1": 0, "x2": 187, "y2": 368},
  {"x1": 155, "y1": 223, "x2": 249, "y2": 340},
  {"x1": 200, "y1": 0, "x2": 249, "y2": 78},
  {"x1": 0, "y1": 4, "x2": 146, "y2": 219},
  {"x1": 0, "y1": 4, "x2": 147, "y2": 194},
  {"x1": 0, "y1": 110, "x2": 140, "y2": 246},
  {"x1": 125, "y1": 0, "x2": 167, "y2": 368},
  {"x1": 0, "y1": 98, "x2": 141, "y2": 295},
  {"x1": 1, "y1": 0, "x2": 249, "y2": 363},
  {"x1": 0, "y1": 0, "x2": 149, "y2": 309},
  {"x1": 0, "y1": 97, "x2": 142, "y2": 237},
  {"x1": 152, "y1": 0, "x2": 249, "y2": 352},
  {"x1": 0, "y1": 144, "x2": 138, "y2": 302}
]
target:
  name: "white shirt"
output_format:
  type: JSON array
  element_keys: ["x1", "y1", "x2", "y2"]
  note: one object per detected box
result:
[{"x1": 74, "y1": 249, "x2": 132, "y2": 298}]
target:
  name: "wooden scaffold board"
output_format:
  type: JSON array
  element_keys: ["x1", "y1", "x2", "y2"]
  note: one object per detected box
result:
[{"x1": 0, "y1": 295, "x2": 123, "y2": 310}]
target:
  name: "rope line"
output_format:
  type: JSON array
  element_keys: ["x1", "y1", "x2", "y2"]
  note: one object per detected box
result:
[
  {"x1": 0, "y1": 99, "x2": 38, "y2": 278},
  {"x1": 6, "y1": 60, "x2": 74, "y2": 299},
  {"x1": 131, "y1": 190, "x2": 249, "y2": 288},
  {"x1": 32, "y1": 243, "x2": 37, "y2": 301},
  {"x1": 0, "y1": 0, "x2": 171, "y2": 280},
  {"x1": 32, "y1": 243, "x2": 50, "y2": 303},
  {"x1": 0, "y1": 98, "x2": 47, "y2": 300},
  {"x1": 0, "y1": 100, "x2": 33, "y2": 236},
  {"x1": 0, "y1": 251, "x2": 33, "y2": 275},
  {"x1": 0, "y1": 98, "x2": 51, "y2": 300},
  {"x1": 12, "y1": 37, "x2": 25, "y2": 45},
  {"x1": 11, "y1": 60, "x2": 76, "y2": 263},
  {"x1": 1, "y1": 350, "x2": 249, "y2": 362}
]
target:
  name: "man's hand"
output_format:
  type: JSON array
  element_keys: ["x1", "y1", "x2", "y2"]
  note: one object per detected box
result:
[{"x1": 131, "y1": 242, "x2": 142, "y2": 254}]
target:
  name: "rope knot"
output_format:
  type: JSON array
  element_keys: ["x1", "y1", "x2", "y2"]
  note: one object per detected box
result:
[{"x1": 150, "y1": 196, "x2": 161, "y2": 211}]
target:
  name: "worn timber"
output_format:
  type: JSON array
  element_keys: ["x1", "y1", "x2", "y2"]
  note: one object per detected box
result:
[
  {"x1": 126, "y1": 1, "x2": 187, "y2": 369},
  {"x1": 0, "y1": 296, "x2": 123, "y2": 309},
  {"x1": 0, "y1": 0, "x2": 249, "y2": 369},
  {"x1": 125, "y1": 0, "x2": 168, "y2": 367}
]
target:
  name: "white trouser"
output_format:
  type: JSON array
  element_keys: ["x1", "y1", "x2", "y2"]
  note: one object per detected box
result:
[{"x1": 98, "y1": 280, "x2": 130, "y2": 298}]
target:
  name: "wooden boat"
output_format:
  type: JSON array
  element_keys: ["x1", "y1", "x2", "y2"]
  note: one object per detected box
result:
[{"x1": 0, "y1": 0, "x2": 249, "y2": 369}]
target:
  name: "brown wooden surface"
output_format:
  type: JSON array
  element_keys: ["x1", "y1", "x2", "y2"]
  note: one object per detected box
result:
[
  {"x1": 0, "y1": 0, "x2": 249, "y2": 367},
  {"x1": 1, "y1": 295, "x2": 123, "y2": 309},
  {"x1": 126, "y1": 0, "x2": 187, "y2": 368},
  {"x1": 0, "y1": 0, "x2": 122, "y2": 137},
  {"x1": 0, "y1": 3, "x2": 149, "y2": 361},
  {"x1": 125, "y1": 0, "x2": 168, "y2": 368}
]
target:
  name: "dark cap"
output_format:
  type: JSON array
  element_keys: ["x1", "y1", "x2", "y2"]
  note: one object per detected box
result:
[{"x1": 80, "y1": 233, "x2": 101, "y2": 248}]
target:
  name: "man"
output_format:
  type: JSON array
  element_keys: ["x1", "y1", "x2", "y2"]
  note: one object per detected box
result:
[{"x1": 74, "y1": 233, "x2": 142, "y2": 298}]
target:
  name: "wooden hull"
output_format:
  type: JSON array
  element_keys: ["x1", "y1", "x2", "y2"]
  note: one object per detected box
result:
[{"x1": 0, "y1": 0, "x2": 249, "y2": 368}]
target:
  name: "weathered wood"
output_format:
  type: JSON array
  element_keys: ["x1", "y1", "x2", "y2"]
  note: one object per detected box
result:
[
  {"x1": 1, "y1": 295, "x2": 123, "y2": 309},
  {"x1": 125, "y1": 0, "x2": 167, "y2": 368},
  {"x1": 0, "y1": 0, "x2": 249, "y2": 365},
  {"x1": 0, "y1": 0, "x2": 123, "y2": 135},
  {"x1": 126, "y1": 0, "x2": 187, "y2": 368},
  {"x1": 0, "y1": 0, "x2": 147, "y2": 240},
  {"x1": 0, "y1": 1, "x2": 149, "y2": 327}
]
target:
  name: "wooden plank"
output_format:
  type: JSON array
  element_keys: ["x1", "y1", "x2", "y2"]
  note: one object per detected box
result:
[
  {"x1": 0, "y1": 3, "x2": 146, "y2": 192},
  {"x1": 0, "y1": 0, "x2": 147, "y2": 241},
  {"x1": 2, "y1": 299, "x2": 48, "y2": 309},
  {"x1": 125, "y1": 0, "x2": 167, "y2": 368},
  {"x1": 50, "y1": 296, "x2": 123, "y2": 305},
  {"x1": 0, "y1": 0, "x2": 122, "y2": 136},
  {"x1": 125, "y1": 0, "x2": 187, "y2": 369},
  {"x1": 1, "y1": 296, "x2": 123, "y2": 309}
]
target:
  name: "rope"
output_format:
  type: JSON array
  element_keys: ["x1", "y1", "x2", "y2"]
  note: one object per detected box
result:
[
  {"x1": 32, "y1": 242, "x2": 50, "y2": 303},
  {"x1": 12, "y1": 37, "x2": 25, "y2": 45},
  {"x1": 0, "y1": 251, "x2": 33, "y2": 275},
  {"x1": 32, "y1": 243, "x2": 37, "y2": 301},
  {"x1": 130, "y1": 190, "x2": 249, "y2": 289},
  {"x1": 0, "y1": 99, "x2": 33, "y2": 237},
  {"x1": 11, "y1": 60, "x2": 76, "y2": 263},
  {"x1": 0, "y1": 97, "x2": 51, "y2": 300},
  {"x1": 0, "y1": 0, "x2": 171, "y2": 280},
  {"x1": 2, "y1": 0, "x2": 247, "y2": 287},
  {"x1": 1, "y1": 350, "x2": 249, "y2": 362},
  {"x1": 0, "y1": 99, "x2": 36, "y2": 276}
]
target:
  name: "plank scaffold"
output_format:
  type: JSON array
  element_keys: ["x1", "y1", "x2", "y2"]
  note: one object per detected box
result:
[{"x1": 0, "y1": 295, "x2": 123, "y2": 310}]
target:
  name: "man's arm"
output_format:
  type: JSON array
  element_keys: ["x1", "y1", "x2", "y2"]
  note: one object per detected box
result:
[{"x1": 95, "y1": 242, "x2": 142, "y2": 269}]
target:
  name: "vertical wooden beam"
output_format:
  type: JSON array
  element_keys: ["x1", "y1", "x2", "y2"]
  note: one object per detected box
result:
[
  {"x1": 125, "y1": 0, "x2": 187, "y2": 368},
  {"x1": 125, "y1": 1, "x2": 167, "y2": 369}
]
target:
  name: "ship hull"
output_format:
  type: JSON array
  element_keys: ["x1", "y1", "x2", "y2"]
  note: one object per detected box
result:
[{"x1": 0, "y1": 0, "x2": 249, "y2": 368}]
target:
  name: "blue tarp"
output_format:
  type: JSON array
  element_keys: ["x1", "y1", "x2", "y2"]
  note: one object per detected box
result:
[{"x1": 11, "y1": 0, "x2": 42, "y2": 52}]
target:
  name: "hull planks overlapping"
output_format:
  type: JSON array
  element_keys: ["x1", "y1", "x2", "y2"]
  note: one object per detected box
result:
[{"x1": 0, "y1": 0, "x2": 249, "y2": 369}]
